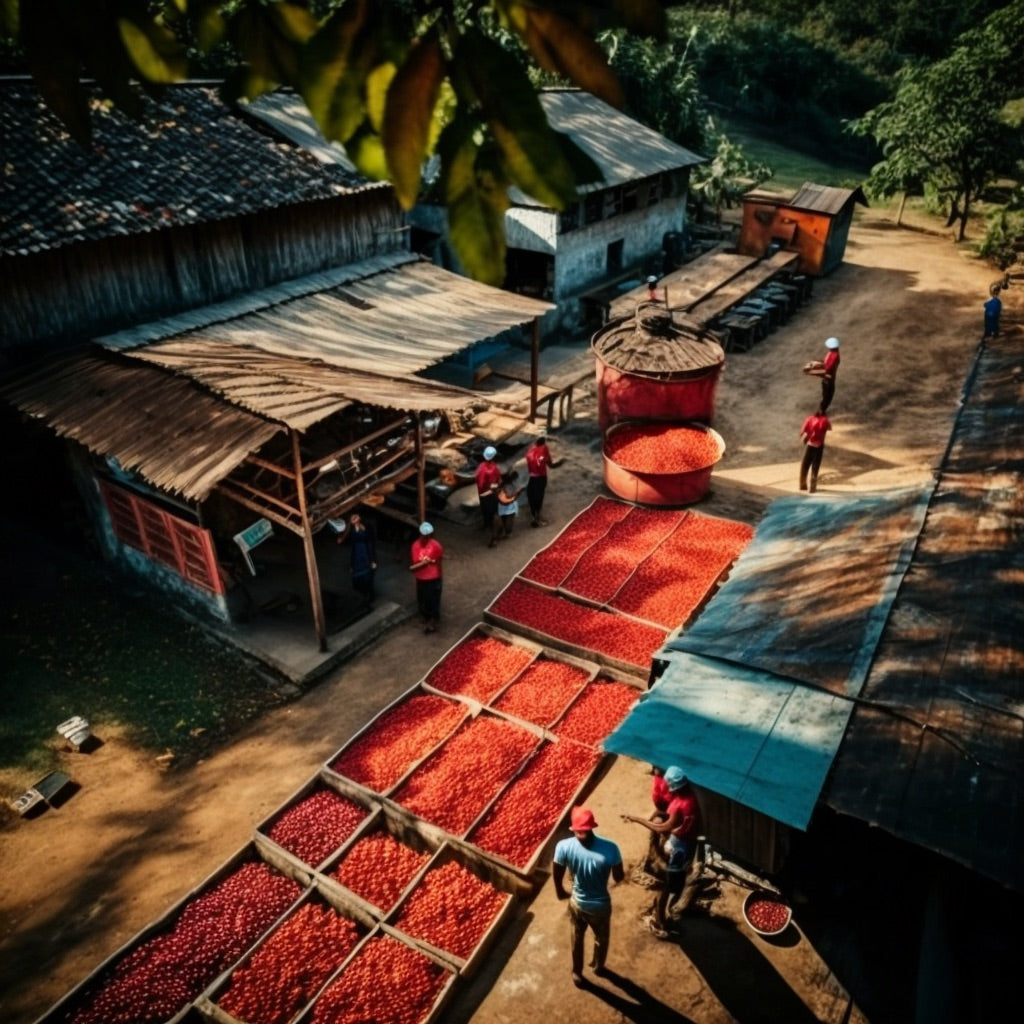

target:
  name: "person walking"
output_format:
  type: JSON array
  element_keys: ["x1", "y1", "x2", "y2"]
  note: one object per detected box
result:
[
  {"x1": 492, "y1": 470, "x2": 522, "y2": 546},
  {"x1": 409, "y1": 521, "x2": 443, "y2": 634},
  {"x1": 799, "y1": 405, "x2": 832, "y2": 493},
  {"x1": 622, "y1": 766, "x2": 703, "y2": 938},
  {"x1": 524, "y1": 435, "x2": 553, "y2": 527},
  {"x1": 552, "y1": 806, "x2": 625, "y2": 986},
  {"x1": 475, "y1": 445, "x2": 502, "y2": 537},
  {"x1": 984, "y1": 286, "x2": 1002, "y2": 338},
  {"x1": 803, "y1": 336, "x2": 840, "y2": 411},
  {"x1": 342, "y1": 512, "x2": 377, "y2": 607}
]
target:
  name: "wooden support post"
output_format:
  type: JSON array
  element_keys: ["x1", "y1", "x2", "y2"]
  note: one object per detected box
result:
[
  {"x1": 415, "y1": 419, "x2": 426, "y2": 526},
  {"x1": 529, "y1": 317, "x2": 540, "y2": 423},
  {"x1": 291, "y1": 430, "x2": 328, "y2": 652}
]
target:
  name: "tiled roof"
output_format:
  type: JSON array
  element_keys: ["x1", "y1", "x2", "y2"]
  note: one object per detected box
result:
[{"x1": 0, "y1": 81, "x2": 385, "y2": 256}]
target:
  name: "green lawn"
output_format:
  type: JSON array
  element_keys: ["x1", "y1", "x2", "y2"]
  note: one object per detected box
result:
[{"x1": 718, "y1": 116, "x2": 873, "y2": 193}]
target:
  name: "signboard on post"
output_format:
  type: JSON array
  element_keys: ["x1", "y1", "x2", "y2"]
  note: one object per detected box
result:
[{"x1": 233, "y1": 518, "x2": 273, "y2": 575}]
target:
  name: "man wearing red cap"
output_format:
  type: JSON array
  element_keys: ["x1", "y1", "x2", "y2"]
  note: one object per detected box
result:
[{"x1": 552, "y1": 806, "x2": 624, "y2": 986}]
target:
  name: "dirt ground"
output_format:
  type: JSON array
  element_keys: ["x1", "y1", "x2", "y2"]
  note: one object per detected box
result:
[{"x1": 1, "y1": 212, "x2": 1016, "y2": 1024}]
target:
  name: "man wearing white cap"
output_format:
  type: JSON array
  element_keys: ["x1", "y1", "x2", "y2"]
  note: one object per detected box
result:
[
  {"x1": 475, "y1": 445, "x2": 502, "y2": 538},
  {"x1": 552, "y1": 806, "x2": 624, "y2": 986},
  {"x1": 802, "y1": 336, "x2": 841, "y2": 411},
  {"x1": 408, "y1": 522, "x2": 443, "y2": 633}
]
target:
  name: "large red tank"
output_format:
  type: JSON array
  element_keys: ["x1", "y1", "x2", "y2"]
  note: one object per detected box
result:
[{"x1": 591, "y1": 305, "x2": 726, "y2": 434}]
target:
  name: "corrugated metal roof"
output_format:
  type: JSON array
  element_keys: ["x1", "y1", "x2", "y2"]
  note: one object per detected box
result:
[
  {"x1": 827, "y1": 333, "x2": 1024, "y2": 892},
  {"x1": 0, "y1": 349, "x2": 281, "y2": 500},
  {"x1": 604, "y1": 489, "x2": 927, "y2": 830},
  {"x1": 128, "y1": 340, "x2": 482, "y2": 429},
  {"x1": 0, "y1": 81, "x2": 382, "y2": 256},
  {"x1": 508, "y1": 90, "x2": 705, "y2": 205},
  {"x1": 787, "y1": 182, "x2": 868, "y2": 215},
  {"x1": 1, "y1": 340, "x2": 483, "y2": 499},
  {"x1": 244, "y1": 92, "x2": 357, "y2": 170},
  {"x1": 99, "y1": 254, "x2": 554, "y2": 375},
  {"x1": 664, "y1": 490, "x2": 928, "y2": 696}
]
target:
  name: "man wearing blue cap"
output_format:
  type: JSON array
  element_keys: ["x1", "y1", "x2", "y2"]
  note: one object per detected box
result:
[
  {"x1": 408, "y1": 522, "x2": 443, "y2": 633},
  {"x1": 475, "y1": 445, "x2": 502, "y2": 538},
  {"x1": 623, "y1": 765, "x2": 702, "y2": 938}
]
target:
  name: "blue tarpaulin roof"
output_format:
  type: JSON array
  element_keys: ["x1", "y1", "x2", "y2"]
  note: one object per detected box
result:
[{"x1": 604, "y1": 488, "x2": 930, "y2": 831}]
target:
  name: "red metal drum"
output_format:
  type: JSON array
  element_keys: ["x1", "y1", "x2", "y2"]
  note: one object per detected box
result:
[
  {"x1": 602, "y1": 420, "x2": 725, "y2": 506},
  {"x1": 592, "y1": 307, "x2": 726, "y2": 434}
]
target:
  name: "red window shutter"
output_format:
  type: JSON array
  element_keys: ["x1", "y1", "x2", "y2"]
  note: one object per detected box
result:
[{"x1": 100, "y1": 481, "x2": 225, "y2": 595}]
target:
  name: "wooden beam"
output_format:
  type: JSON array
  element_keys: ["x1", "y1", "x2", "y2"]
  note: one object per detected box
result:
[
  {"x1": 291, "y1": 429, "x2": 328, "y2": 652},
  {"x1": 529, "y1": 318, "x2": 540, "y2": 423}
]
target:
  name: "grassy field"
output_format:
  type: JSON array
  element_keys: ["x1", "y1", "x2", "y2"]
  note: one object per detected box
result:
[{"x1": 717, "y1": 116, "x2": 872, "y2": 193}]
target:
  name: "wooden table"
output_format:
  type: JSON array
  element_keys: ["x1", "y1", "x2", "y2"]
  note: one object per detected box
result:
[{"x1": 684, "y1": 252, "x2": 800, "y2": 326}]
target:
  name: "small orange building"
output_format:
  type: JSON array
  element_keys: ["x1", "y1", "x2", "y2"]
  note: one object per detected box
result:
[{"x1": 737, "y1": 182, "x2": 868, "y2": 276}]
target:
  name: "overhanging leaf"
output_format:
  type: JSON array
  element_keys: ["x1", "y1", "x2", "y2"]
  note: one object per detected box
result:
[
  {"x1": 347, "y1": 123, "x2": 389, "y2": 181},
  {"x1": 300, "y1": 0, "x2": 375, "y2": 144},
  {"x1": 458, "y1": 30, "x2": 578, "y2": 209},
  {"x1": 440, "y1": 117, "x2": 509, "y2": 285},
  {"x1": 117, "y1": 18, "x2": 187, "y2": 84},
  {"x1": 520, "y1": 8, "x2": 624, "y2": 108},
  {"x1": 364, "y1": 61, "x2": 395, "y2": 133},
  {"x1": 382, "y1": 30, "x2": 445, "y2": 208}
]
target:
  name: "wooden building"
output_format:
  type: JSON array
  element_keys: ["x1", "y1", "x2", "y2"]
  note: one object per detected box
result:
[
  {"x1": 0, "y1": 81, "x2": 551, "y2": 649},
  {"x1": 737, "y1": 182, "x2": 868, "y2": 276}
]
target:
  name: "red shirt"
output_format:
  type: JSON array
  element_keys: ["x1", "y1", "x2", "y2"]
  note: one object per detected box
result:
[
  {"x1": 525, "y1": 443, "x2": 552, "y2": 478},
  {"x1": 410, "y1": 537, "x2": 443, "y2": 580},
  {"x1": 822, "y1": 350, "x2": 840, "y2": 379},
  {"x1": 651, "y1": 774, "x2": 671, "y2": 813},
  {"x1": 801, "y1": 413, "x2": 831, "y2": 447},
  {"x1": 476, "y1": 461, "x2": 501, "y2": 496},
  {"x1": 667, "y1": 790, "x2": 700, "y2": 839}
]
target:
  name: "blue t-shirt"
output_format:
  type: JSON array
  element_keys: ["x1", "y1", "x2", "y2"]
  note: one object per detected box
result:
[{"x1": 553, "y1": 834, "x2": 622, "y2": 912}]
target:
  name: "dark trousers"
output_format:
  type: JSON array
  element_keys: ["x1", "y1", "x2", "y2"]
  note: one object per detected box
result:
[
  {"x1": 479, "y1": 492, "x2": 498, "y2": 529},
  {"x1": 820, "y1": 377, "x2": 835, "y2": 412},
  {"x1": 352, "y1": 571, "x2": 375, "y2": 604},
  {"x1": 526, "y1": 475, "x2": 547, "y2": 520},
  {"x1": 416, "y1": 578, "x2": 442, "y2": 623},
  {"x1": 800, "y1": 445, "x2": 825, "y2": 492}
]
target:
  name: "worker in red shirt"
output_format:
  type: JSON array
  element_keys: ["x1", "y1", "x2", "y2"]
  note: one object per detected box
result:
[
  {"x1": 623, "y1": 766, "x2": 703, "y2": 938},
  {"x1": 475, "y1": 445, "x2": 502, "y2": 537},
  {"x1": 524, "y1": 434, "x2": 553, "y2": 527},
  {"x1": 802, "y1": 336, "x2": 840, "y2": 411},
  {"x1": 409, "y1": 521, "x2": 443, "y2": 633},
  {"x1": 799, "y1": 406, "x2": 832, "y2": 493}
]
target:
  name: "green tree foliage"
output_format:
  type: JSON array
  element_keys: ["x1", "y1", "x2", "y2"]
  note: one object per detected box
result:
[
  {"x1": 0, "y1": 0, "x2": 675, "y2": 285},
  {"x1": 689, "y1": 116, "x2": 774, "y2": 222},
  {"x1": 848, "y1": 0, "x2": 1024, "y2": 241},
  {"x1": 674, "y1": 8, "x2": 886, "y2": 157},
  {"x1": 602, "y1": 24, "x2": 705, "y2": 151}
]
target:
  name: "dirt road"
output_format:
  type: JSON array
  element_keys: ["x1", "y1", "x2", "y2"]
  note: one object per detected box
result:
[{"x1": 0, "y1": 213, "x2": 1012, "y2": 1024}]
